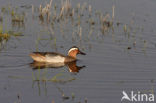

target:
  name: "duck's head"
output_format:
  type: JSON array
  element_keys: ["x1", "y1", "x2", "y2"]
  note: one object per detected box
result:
[{"x1": 68, "y1": 46, "x2": 86, "y2": 58}]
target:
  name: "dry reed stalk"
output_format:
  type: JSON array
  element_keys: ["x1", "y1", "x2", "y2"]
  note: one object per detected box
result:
[
  {"x1": 32, "y1": 4, "x2": 34, "y2": 16},
  {"x1": 78, "y1": 26, "x2": 82, "y2": 39},
  {"x1": 89, "y1": 5, "x2": 92, "y2": 15},
  {"x1": 112, "y1": 5, "x2": 115, "y2": 20},
  {"x1": 72, "y1": 8, "x2": 74, "y2": 17}
]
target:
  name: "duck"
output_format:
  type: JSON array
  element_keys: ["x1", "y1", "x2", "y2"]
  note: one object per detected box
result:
[{"x1": 30, "y1": 46, "x2": 86, "y2": 63}]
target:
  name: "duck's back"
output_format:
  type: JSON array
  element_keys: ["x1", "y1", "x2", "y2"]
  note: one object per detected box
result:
[{"x1": 30, "y1": 52, "x2": 66, "y2": 63}]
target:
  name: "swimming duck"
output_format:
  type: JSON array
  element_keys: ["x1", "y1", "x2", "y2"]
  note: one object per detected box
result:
[{"x1": 30, "y1": 46, "x2": 86, "y2": 63}]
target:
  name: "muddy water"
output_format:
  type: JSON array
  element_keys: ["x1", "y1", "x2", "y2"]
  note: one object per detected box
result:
[{"x1": 0, "y1": 0, "x2": 156, "y2": 103}]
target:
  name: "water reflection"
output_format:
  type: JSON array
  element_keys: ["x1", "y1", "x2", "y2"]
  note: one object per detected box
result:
[
  {"x1": 30, "y1": 60, "x2": 86, "y2": 101},
  {"x1": 30, "y1": 61, "x2": 85, "y2": 73}
]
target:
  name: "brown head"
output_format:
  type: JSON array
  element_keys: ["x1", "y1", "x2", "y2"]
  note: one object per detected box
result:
[{"x1": 68, "y1": 46, "x2": 86, "y2": 58}]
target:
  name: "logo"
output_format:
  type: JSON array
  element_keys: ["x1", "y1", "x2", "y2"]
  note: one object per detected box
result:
[{"x1": 121, "y1": 90, "x2": 154, "y2": 102}]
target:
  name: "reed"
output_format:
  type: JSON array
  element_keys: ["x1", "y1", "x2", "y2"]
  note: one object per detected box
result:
[
  {"x1": 112, "y1": 5, "x2": 115, "y2": 20},
  {"x1": 88, "y1": 5, "x2": 92, "y2": 16},
  {"x1": 81, "y1": 2, "x2": 87, "y2": 14},
  {"x1": 39, "y1": 0, "x2": 53, "y2": 21},
  {"x1": 32, "y1": 4, "x2": 34, "y2": 17},
  {"x1": 1, "y1": 0, "x2": 145, "y2": 53},
  {"x1": 61, "y1": 0, "x2": 71, "y2": 12}
]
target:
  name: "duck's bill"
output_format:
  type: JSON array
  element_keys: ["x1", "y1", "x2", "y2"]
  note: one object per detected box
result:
[{"x1": 79, "y1": 51, "x2": 86, "y2": 55}]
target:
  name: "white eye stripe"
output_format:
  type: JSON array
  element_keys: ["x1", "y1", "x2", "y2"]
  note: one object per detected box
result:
[{"x1": 68, "y1": 48, "x2": 78, "y2": 54}]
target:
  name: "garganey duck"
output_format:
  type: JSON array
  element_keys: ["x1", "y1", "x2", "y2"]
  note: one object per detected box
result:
[{"x1": 30, "y1": 46, "x2": 86, "y2": 63}]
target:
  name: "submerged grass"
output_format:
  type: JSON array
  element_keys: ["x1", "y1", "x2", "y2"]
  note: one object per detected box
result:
[
  {"x1": 1, "y1": 5, "x2": 25, "y2": 28},
  {"x1": 32, "y1": 68, "x2": 75, "y2": 83},
  {"x1": 0, "y1": 20, "x2": 22, "y2": 51},
  {"x1": 0, "y1": 25, "x2": 22, "y2": 39}
]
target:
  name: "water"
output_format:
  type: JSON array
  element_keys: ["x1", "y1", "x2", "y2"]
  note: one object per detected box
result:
[{"x1": 0, "y1": 0, "x2": 156, "y2": 103}]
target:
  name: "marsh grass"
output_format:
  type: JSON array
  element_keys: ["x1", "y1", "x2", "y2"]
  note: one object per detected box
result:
[
  {"x1": 1, "y1": 5, "x2": 26, "y2": 28},
  {"x1": 37, "y1": 0, "x2": 115, "y2": 29},
  {"x1": 39, "y1": 0, "x2": 53, "y2": 22},
  {"x1": 0, "y1": 20, "x2": 22, "y2": 51},
  {"x1": 33, "y1": 0, "x2": 121, "y2": 51},
  {"x1": 0, "y1": 0, "x2": 146, "y2": 52}
]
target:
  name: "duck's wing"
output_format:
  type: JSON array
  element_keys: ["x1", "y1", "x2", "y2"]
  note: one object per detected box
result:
[
  {"x1": 45, "y1": 52, "x2": 65, "y2": 57},
  {"x1": 31, "y1": 52, "x2": 65, "y2": 57},
  {"x1": 30, "y1": 52, "x2": 66, "y2": 62}
]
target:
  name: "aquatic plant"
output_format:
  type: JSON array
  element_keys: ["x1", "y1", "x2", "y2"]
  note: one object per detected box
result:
[
  {"x1": 0, "y1": 23, "x2": 22, "y2": 51},
  {"x1": 32, "y1": 68, "x2": 75, "y2": 83},
  {"x1": 0, "y1": 0, "x2": 146, "y2": 53},
  {"x1": 39, "y1": 0, "x2": 53, "y2": 22}
]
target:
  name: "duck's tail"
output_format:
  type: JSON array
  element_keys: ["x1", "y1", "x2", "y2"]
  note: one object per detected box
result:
[{"x1": 30, "y1": 53, "x2": 46, "y2": 62}]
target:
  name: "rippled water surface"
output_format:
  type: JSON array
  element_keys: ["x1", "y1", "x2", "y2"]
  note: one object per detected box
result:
[{"x1": 0, "y1": 0, "x2": 156, "y2": 103}]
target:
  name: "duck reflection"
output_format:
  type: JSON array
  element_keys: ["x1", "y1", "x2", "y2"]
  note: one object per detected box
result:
[{"x1": 30, "y1": 61, "x2": 85, "y2": 73}]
